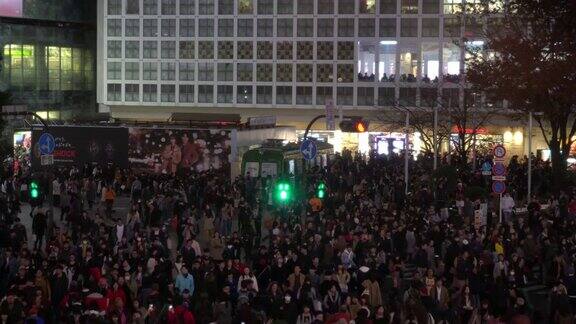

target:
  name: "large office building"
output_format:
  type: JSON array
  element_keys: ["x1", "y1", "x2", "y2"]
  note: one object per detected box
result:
[
  {"x1": 0, "y1": 0, "x2": 97, "y2": 121},
  {"x1": 98, "y1": 0, "x2": 540, "y2": 155}
]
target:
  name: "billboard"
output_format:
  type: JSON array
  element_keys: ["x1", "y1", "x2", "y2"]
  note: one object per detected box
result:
[
  {"x1": 31, "y1": 126, "x2": 129, "y2": 168},
  {"x1": 0, "y1": 0, "x2": 22, "y2": 17},
  {"x1": 128, "y1": 128, "x2": 231, "y2": 174}
]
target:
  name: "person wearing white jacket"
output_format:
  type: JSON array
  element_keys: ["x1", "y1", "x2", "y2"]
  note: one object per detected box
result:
[{"x1": 501, "y1": 193, "x2": 515, "y2": 223}]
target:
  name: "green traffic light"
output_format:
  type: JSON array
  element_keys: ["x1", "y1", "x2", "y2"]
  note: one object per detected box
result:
[
  {"x1": 275, "y1": 181, "x2": 291, "y2": 202},
  {"x1": 30, "y1": 181, "x2": 39, "y2": 199},
  {"x1": 317, "y1": 182, "x2": 326, "y2": 199}
]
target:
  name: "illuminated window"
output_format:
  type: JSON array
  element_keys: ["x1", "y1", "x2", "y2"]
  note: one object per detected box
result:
[
  {"x1": 443, "y1": 42, "x2": 461, "y2": 78},
  {"x1": 444, "y1": 0, "x2": 462, "y2": 14},
  {"x1": 238, "y1": 0, "x2": 253, "y2": 14},
  {"x1": 359, "y1": 0, "x2": 376, "y2": 13},
  {"x1": 237, "y1": 85, "x2": 253, "y2": 104},
  {"x1": 401, "y1": 0, "x2": 418, "y2": 13},
  {"x1": 421, "y1": 42, "x2": 440, "y2": 81},
  {"x1": 399, "y1": 45, "x2": 418, "y2": 81},
  {"x1": 47, "y1": 47, "x2": 61, "y2": 91}
]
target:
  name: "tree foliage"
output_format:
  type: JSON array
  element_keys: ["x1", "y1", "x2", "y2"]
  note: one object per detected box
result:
[{"x1": 466, "y1": 0, "x2": 576, "y2": 188}]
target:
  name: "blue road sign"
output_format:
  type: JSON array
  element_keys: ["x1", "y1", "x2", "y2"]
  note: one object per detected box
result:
[
  {"x1": 38, "y1": 133, "x2": 55, "y2": 155},
  {"x1": 492, "y1": 181, "x2": 506, "y2": 194},
  {"x1": 481, "y1": 161, "x2": 492, "y2": 175},
  {"x1": 492, "y1": 162, "x2": 506, "y2": 177},
  {"x1": 300, "y1": 139, "x2": 318, "y2": 161}
]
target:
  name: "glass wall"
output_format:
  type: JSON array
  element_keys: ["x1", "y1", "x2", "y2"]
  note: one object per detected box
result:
[
  {"x1": 0, "y1": 21, "x2": 96, "y2": 119},
  {"x1": 443, "y1": 42, "x2": 461, "y2": 82},
  {"x1": 399, "y1": 44, "x2": 418, "y2": 82},
  {"x1": 421, "y1": 42, "x2": 440, "y2": 82},
  {"x1": 378, "y1": 42, "x2": 396, "y2": 82},
  {"x1": 358, "y1": 42, "x2": 376, "y2": 82}
]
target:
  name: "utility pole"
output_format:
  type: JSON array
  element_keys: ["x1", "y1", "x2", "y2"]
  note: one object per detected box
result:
[
  {"x1": 433, "y1": 104, "x2": 438, "y2": 171},
  {"x1": 527, "y1": 111, "x2": 533, "y2": 203},
  {"x1": 405, "y1": 111, "x2": 410, "y2": 195}
]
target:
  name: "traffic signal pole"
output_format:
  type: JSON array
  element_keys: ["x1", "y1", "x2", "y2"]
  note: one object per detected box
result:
[{"x1": 303, "y1": 114, "x2": 326, "y2": 139}]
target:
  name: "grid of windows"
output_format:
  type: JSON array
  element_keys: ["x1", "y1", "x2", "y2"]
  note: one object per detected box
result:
[{"x1": 103, "y1": 0, "x2": 485, "y2": 107}]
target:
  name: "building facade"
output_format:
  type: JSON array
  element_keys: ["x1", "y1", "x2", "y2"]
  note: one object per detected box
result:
[
  {"x1": 98, "y1": 0, "x2": 506, "y2": 119},
  {"x1": 98, "y1": 0, "x2": 546, "y2": 157},
  {"x1": 0, "y1": 0, "x2": 97, "y2": 121}
]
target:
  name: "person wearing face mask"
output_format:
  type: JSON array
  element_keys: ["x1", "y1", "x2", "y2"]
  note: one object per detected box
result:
[{"x1": 175, "y1": 267, "x2": 195, "y2": 296}]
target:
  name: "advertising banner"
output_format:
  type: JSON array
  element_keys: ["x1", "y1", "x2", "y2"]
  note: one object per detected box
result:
[
  {"x1": 128, "y1": 128, "x2": 231, "y2": 174},
  {"x1": 31, "y1": 127, "x2": 129, "y2": 168}
]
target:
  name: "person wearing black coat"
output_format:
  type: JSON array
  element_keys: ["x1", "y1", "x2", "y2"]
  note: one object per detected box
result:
[{"x1": 32, "y1": 210, "x2": 47, "y2": 250}]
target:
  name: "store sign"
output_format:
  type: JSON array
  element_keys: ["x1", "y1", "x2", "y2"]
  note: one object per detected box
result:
[
  {"x1": 451, "y1": 126, "x2": 488, "y2": 135},
  {"x1": 248, "y1": 116, "x2": 277, "y2": 127}
]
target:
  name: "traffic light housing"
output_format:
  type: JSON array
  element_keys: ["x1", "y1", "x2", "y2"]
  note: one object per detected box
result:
[
  {"x1": 339, "y1": 118, "x2": 369, "y2": 133},
  {"x1": 316, "y1": 182, "x2": 326, "y2": 199},
  {"x1": 275, "y1": 180, "x2": 292, "y2": 203}
]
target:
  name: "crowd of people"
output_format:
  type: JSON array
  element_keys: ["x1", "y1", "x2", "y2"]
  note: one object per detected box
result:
[{"x1": 0, "y1": 150, "x2": 574, "y2": 324}]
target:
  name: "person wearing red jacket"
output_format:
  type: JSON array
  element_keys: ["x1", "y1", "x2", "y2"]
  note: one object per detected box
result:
[
  {"x1": 167, "y1": 305, "x2": 196, "y2": 324},
  {"x1": 106, "y1": 281, "x2": 127, "y2": 310}
]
